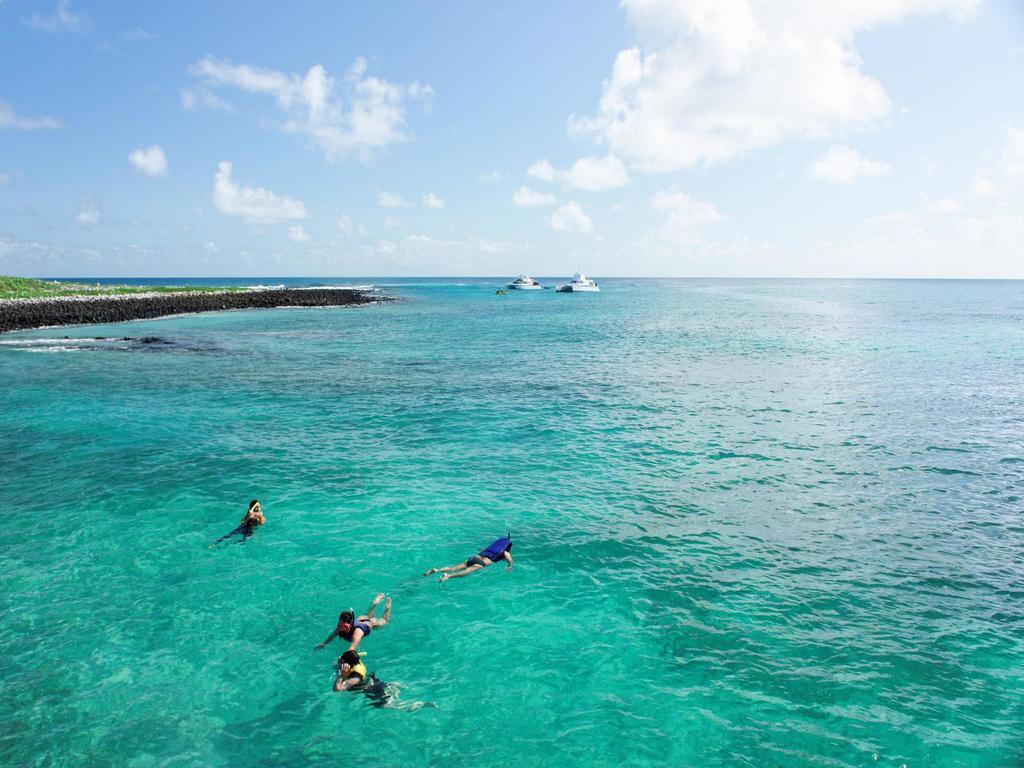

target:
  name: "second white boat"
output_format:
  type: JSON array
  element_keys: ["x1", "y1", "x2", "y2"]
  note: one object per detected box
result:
[{"x1": 555, "y1": 272, "x2": 600, "y2": 292}]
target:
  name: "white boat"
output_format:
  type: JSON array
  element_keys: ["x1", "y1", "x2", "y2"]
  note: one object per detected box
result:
[
  {"x1": 506, "y1": 274, "x2": 543, "y2": 290},
  {"x1": 555, "y1": 272, "x2": 600, "y2": 292}
]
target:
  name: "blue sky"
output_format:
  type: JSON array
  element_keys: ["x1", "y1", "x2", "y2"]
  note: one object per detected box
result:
[{"x1": 1, "y1": 0, "x2": 1023, "y2": 277}]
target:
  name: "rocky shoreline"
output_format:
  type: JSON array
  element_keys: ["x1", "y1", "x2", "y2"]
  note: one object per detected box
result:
[{"x1": 0, "y1": 287, "x2": 386, "y2": 334}]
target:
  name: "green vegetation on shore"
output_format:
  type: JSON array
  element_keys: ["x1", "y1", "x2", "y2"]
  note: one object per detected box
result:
[{"x1": 0, "y1": 276, "x2": 246, "y2": 300}]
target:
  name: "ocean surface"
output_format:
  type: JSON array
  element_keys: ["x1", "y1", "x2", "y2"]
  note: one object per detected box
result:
[{"x1": 1, "y1": 278, "x2": 1022, "y2": 768}]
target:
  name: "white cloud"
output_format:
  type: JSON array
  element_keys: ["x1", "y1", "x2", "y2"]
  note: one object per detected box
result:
[
  {"x1": 378, "y1": 191, "x2": 410, "y2": 208},
  {"x1": 75, "y1": 199, "x2": 101, "y2": 225},
  {"x1": 212, "y1": 161, "x2": 308, "y2": 223},
  {"x1": 128, "y1": 145, "x2": 168, "y2": 178},
  {"x1": 422, "y1": 193, "x2": 445, "y2": 208},
  {"x1": 999, "y1": 120, "x2": 1024, "y2": 179},
  {"x1": 335, "y1": 215, "x2": 368, "y2": 237},
  {"x1": 965, "y1": 121, "x2": 1024, "y2": 200},
  {"x1": 24, "y1": 0, "x2": 89, "y2": 33},
  {"x1": 0, "y1": 235, "x2": 69, "y2": 273},
  {"x1": 189, "y1": 56, "x2": 433, "y2": 161},
  {"x1": 288, "y1": 225, "x2": 312, "y2": 242},
  {"x1": 348, "y1": 233, "x2": 523, "y2": 273},
  {"x1": 0, "y1": 100, "x2": 61, "y2": 130},
  {"x1": 923, "y1": 196, "x2": 962, "y2": 214},
  {"x1": 810, "y1": 145, "x2": 890, "y2": 184},
  {"x1": 528, "y1": 155, "x2": 629, "y2": 191},
  {"x1": 970, "y1": 175, "x2": 996, "y2": 197},
  {"x1": 181, "y1": 87, "x2": 233, "y2": 112},
  {"x1": 527, "y1": 159, "x2": 557, "y2": 183},
  {"x1": 650, "y1": 190, "x2": 723, "y2": 243},
  {"x1": 550, "y1": 201, "x2": 593, "y2": 233},
  {"x1": 821, "y1": 208, "x2": 1024, "y2": 278},
  {"x1": 565, "y1": 155, "x2": 630, "y2": 190},
  {"x1": 866, "y1": 211, "x2": 912, "y2": 225},
  {"x1": 121, "y1": 26, "x2": 157, "y2": 42},
  {"x1": 570, "y1": 0, "x2": 977, "y2": 172},
  {"x1": 512, "y1": 185, "x2": 558, "y2": 207},
  {"x1": 810, "y1": 120, "x2": 1024, "y2": 277},
  {"x1": 479, "y1": 170, "x2": 504, "y2": 183}
]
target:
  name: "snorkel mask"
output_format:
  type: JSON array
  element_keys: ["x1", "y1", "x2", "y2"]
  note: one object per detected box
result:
[{"x1": 337, "y1": 607, "x2": 355, "y2": 634}]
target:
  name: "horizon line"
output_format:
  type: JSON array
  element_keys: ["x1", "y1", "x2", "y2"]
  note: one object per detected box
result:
[{"x1": 13, "y1": 275, "x2": 1024, "y2": 282}]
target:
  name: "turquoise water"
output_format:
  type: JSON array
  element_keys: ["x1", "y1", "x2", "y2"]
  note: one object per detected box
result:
[{"x1": 1, "y1": 279, "x2": 1023, "y2": 767}]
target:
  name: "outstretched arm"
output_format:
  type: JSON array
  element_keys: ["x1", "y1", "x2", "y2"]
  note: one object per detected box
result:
[
  {"x1": 503, "y1": 551, "x2": 514, "y2": 571},
  {"x1": 334, "y1": 674, "x2": 364, "y2": 692},
  {"x1": 315, "y1": 629, "x2": 338, "y2": 651}
]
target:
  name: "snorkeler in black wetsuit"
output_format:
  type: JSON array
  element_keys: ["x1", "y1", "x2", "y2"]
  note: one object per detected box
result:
[
  {"x1": 334, "y1": 650, "x2": 433, "y2": 710},
  {"x1": 211, "y1": 499, "x2": 265, "y2": 546},
  {"x1": 360, "y1": 673, "x2": 434, "y2": 710},
  {"x1": 361, "y1": 673, "x2": 392, "y2": 708}
]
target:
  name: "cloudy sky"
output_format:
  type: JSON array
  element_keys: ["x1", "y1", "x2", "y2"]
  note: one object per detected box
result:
[{"x1": 1, "y1": 0, "x2": 1023, "y2": 277}]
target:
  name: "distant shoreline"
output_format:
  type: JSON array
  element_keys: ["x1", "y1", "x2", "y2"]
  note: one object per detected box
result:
[{"x1": 0, "y1": 287, "x2": 387, "y2": 334}]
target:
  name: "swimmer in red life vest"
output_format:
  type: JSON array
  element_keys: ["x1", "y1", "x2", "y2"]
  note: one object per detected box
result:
[
  {"x1": 315, "y1": 593, "x2": 392, "y2": 652},
  {"x1": 423, "y1": 536, "x2": 513, "y2": 583}
]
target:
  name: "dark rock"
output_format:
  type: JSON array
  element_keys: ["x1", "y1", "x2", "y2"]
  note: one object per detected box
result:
[{"x1": 0, "y1": 289, "x2": 386, "y2": 334}]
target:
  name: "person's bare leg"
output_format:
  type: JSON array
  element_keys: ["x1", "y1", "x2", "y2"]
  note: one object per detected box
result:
[
  {"x1": 368, "y1": 597, "x2": 392, "y2": 628},
  {"x1": 439, "y1": 564, "x2": 483, "y2": 582},
  {"x1": 424, "y1": 562, "x2": 466, "y2": 576},
  {"x1": 364, "y1": 593, "x2": 384, "y2": 619}
]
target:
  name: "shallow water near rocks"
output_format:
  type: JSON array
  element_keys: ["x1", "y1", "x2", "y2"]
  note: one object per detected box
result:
[{"x1": 1, "y1": 278, "x2": 1023, "y2": 767}]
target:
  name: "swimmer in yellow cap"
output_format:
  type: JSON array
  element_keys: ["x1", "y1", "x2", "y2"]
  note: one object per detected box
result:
[
  {"x1": 334, "y1": 650, "x2": 368, "y2": 692},
  {"x1": 333, "y1": 650, "x2": 435, "y2": 710}
]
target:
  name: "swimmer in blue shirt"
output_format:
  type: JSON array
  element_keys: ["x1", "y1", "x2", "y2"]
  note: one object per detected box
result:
[{"x1": 423, "y1": 536, "x2": 513, "y2": 583}]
